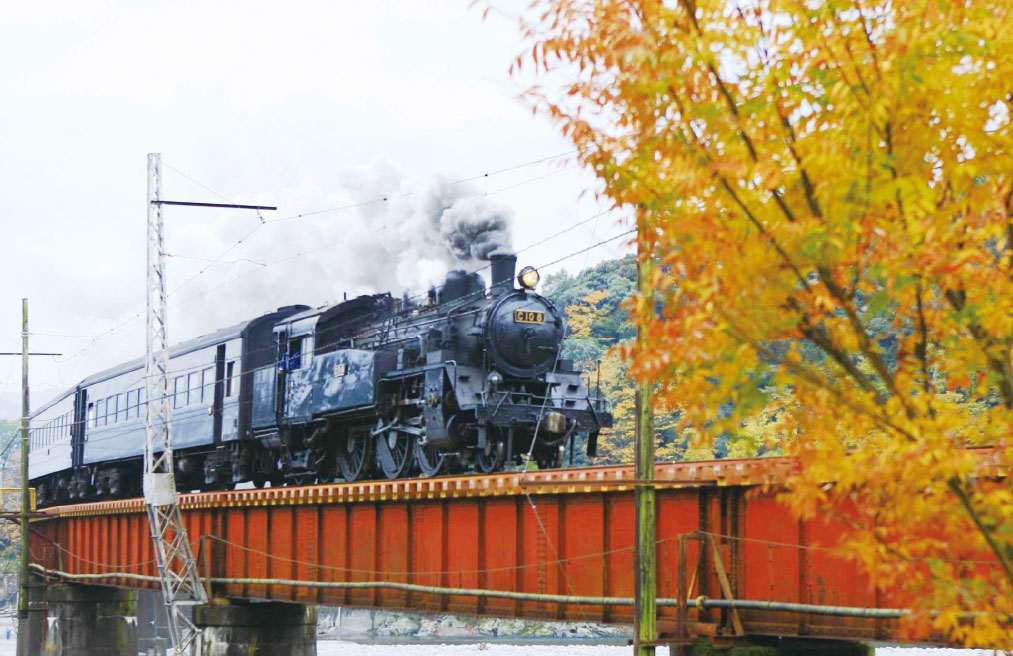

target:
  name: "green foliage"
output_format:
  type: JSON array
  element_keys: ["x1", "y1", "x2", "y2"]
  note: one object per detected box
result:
[
  {"x1": 547, "y1": 256, "x2": 696, "y2": 462},
  {"x1": 547, "y1": 256, "x2": 808, "y2": 463},
  {"x1": 0, "y1": 420, "x2": 19, "y2": 604},
  {"x1": 0, "y1": 420, "x2": 18, "y2": 459},
  {"x1": 543, "y1": 255, "x2": 637, "y2": 362}
]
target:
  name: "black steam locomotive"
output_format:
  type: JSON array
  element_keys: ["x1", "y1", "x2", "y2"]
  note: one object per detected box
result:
[{"x1": 28, "y1": 254, "x2": 612, "y2": 506}]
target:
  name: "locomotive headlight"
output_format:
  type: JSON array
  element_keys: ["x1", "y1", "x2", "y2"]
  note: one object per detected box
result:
[
  {"x1": 487, "y1": 370, "x2": 503, "y2": 390},
  {"x1": 518, "y1": 266, "x2": 540, "y2": 289}
]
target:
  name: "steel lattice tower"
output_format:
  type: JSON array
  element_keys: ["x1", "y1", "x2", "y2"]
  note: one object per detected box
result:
[{"x1": 145, "y1": 153, "x2": 207, "y2": 655}]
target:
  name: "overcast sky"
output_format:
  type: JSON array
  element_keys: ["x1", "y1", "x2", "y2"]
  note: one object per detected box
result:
[{"x1": 0, "y1": 1, "x2": 632, "y2": 416}]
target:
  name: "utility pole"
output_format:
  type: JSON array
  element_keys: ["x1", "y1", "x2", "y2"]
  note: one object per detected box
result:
[
  {"x1": 633, "y1": 231, "x2": 656, "y2": 655},
  {"x1": 18, "y1": 299, "x2": 30, "y2": 656},
  {"x1": 144, "y1": 153, "x2": 275, "y2": 655},
  {"x1": 2, "y1": 300, "x2": 62, "y2": 656}
]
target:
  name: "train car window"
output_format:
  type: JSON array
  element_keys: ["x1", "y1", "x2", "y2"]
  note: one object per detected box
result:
[
  {"x1": 138, "y1": 387, "x2": 146, "y2": 418},
  {"x1": 187, "y1": 372, "x2": 199, "y2": 406},
  {"x1": 96, "y1": 399, "x2": 105, "y2": 426},
  {"x1": 89, "y1": 402, "x2": 96, "y2": 427},
  {"x1": 202, "y1": 367, "x2": 214, "y2": 403},
  {"x1": 118, "y1": 393, "x2": 128, "y2": 422},
  {"x1": 107, "y1": 395, "x2": 117, "y2": 424},
  {"x1": 225, "y1": 361, "x2": 235, "y2": 397},
  {"x1": 174, "y1": 377, "x2": 184, "y2": 409}
]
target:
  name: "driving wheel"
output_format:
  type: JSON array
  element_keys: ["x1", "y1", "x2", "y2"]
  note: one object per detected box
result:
[
  {"x1": 336, "y1": 425, "x2": 375, "y2": 481},
  {"x1": 415, "y1": 440, "x2": 449, "y2": 477},
  {"x1": 376, "y1": 419, "x2": 415, "y2": 479}
]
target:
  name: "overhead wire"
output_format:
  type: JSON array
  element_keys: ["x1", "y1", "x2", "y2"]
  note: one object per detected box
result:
[
  {"x1": 162, "y1": 160, "x2": 585, "y2": 307},
  {"x1": 86, "y1": 217, "x2": 632, "y2": 408},
  {"x1": 51, "y1": 149, "x2": 587, "y2": 367}
]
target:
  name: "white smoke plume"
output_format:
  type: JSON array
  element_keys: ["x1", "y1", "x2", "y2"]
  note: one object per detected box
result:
[
  {"x1": 337, "y1": 157, "x2": 514, "y2": 294},
  {"x1": 167, "y1": 157, "x2": 514, "y2": 345}
]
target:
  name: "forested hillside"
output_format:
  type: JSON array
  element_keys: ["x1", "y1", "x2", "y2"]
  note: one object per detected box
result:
[
  {"x1": 544, "y1": 257, "x2": 773, "y2": 464},
  {"x1": 0, "y1": 420, "x2": 21, "y2": 604}
]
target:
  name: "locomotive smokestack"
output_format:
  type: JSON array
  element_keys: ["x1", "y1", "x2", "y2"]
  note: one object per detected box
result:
[{"x1": 490, "y1": 252, "x2": 516, "y2": 296}]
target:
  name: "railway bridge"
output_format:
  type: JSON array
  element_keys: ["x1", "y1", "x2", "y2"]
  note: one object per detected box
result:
[{"x1": 24, "y1": 452, "x2": 1005, "y2": 654}]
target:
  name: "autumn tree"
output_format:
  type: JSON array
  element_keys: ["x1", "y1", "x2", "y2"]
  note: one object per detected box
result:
[{"x1": 519, "y1": 0, "x2": 1013, "y2": 647}]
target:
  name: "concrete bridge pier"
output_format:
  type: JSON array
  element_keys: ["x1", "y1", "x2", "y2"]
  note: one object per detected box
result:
[
  {"x1": 195, "y1": 600, "x2": 317, "y2": 656},
  {"x1": 45, "y1": 583, "x2": 138, "y2": 655}
]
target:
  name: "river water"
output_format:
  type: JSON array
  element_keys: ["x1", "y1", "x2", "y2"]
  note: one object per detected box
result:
[
  {"x1": 316, "y1": 644, "x2": 997, "y2": 655},
  {"x1": 0, "y1": 634, "x2": 995, "y2": 654}
]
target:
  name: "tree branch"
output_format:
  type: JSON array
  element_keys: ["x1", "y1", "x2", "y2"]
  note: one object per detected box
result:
[
  {"x1": 668, "y1": 87, "x2": 812, "y2": 293},
  {"x1": 947, "y1": 477, "x2": 1013, "y2": 590},
  {"x1": 678, "y1": 0, "x2": 799, "y2": 225},
  {"x1": 915, "y1": 279, "x2": 937, "y2": 409},
  {"x1": 738, "y1": 328, "x2": 918, "y2": 442},
  {"x1": 945, "y1": 289, "x2": 1013, "y2": 409},
  {"x1": 775, "y1": 107, "x2": 822, "y2": 219},
  {"x1": 818, "y1": 267, "x2": 910, "y2": 416}
]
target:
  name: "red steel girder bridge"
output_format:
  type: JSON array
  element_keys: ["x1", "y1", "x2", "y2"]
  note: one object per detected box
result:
[{"x1": 27, "y1": 451, "x2": 1007, "y2": 648}]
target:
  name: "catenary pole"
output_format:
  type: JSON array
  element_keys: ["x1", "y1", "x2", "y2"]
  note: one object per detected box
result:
[
  {"x1": 143, "y1": 154, "x2": 273, "y2": 655},
  {"x1": 633, "y1": 224, "x2": 657, "y2": 654},
  {"x1": 144, "y1": 153, "x2": 207, "y2": 655}
]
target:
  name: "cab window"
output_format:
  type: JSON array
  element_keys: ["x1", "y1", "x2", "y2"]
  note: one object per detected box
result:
[{"x1": 288, "y1": 337, "x2": 303, "y2": 370}]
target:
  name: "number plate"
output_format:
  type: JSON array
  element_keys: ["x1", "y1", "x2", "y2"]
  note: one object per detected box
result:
[
  {"x1": 514, "y1": 310, "x2": 545, "y2": 324},
  {"x1": 334, "y1": 363, "x2": 347, "y2": 377}
]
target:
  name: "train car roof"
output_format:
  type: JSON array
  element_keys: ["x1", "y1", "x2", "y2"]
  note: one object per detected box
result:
[
  {"x1": 30, "y1": 386, "x2": 77, "y2": 419},
  {"x1": 279, "y1": 294, "x2": 395, "y2": 327},
  {"x1": 30, "y1": 306, "x2": 310, "y2": 419},
  {"x1": 78, "y1": 319, "x2": 251, "y2": 388}
]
